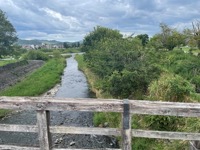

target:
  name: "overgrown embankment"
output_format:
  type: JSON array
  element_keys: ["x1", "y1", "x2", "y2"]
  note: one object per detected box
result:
[
  {"x1": 0, "y1": 58, "x2": 66, "y2": 117},
  {"x1": 75, "y1": 54, "x2": 120, "y2": 127},
  {"x1": 75, "y1": 54, "x2": 103, "y2": 98},
  {"x1": 76, "y1": 26, "x2": 200, "y2": 149}
]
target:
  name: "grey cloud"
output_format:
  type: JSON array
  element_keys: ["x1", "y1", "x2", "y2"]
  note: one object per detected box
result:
[{"x1": 0, "y1": 0, "x2": 200, "y2": 41}]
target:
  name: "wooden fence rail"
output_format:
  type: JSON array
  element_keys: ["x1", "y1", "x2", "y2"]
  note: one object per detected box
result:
[{"x1": 0, "y1": 96, "x2": 200, "y2": 150}]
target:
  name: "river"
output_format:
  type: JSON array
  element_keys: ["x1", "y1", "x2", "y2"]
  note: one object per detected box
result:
[{"x1": 0, "y1": 54, "x2": 118, "y2": 149}]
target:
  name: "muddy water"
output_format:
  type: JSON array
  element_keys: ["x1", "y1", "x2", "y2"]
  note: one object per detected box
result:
[{"x1": 0, "y1": 54, "x2": 118, "y2": 149}]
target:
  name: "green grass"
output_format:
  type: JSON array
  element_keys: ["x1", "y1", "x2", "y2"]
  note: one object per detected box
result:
[
  {"x1": 62, "y1": 48, "x2": 82, "y2": 53},
  {"x1": 0, "y1": 59, "x2": 17, "y2": 66},
  {"x1": 191, "y1": 93, "x2": 200, "y2": 101},
  {"x1": 0, "y1": 58, "x2": 66, "y2": 118},
  {"x1": 75, "y1": 54, "x2": 85, "y2": 69},
  {"x1": 0, "y1": 109, "x2": 11, "y2": 118},
  {"x1": 0, "y1": 58, "x2": 66, "y2": 96}
]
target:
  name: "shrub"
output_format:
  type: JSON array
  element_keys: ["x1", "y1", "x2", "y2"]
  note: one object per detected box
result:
[
  {"x1": 143, "y1": 73, "x2": 193, "y2": 132},
  {"x1": 148, "y1": 73, "x2": 195, "y2": 102},
  {"x1": 53, "y1": 50, "x2": 61, "y2": 58},
  {"x1": 23, "y1": 50, "x2": 49, "y2": 61}
]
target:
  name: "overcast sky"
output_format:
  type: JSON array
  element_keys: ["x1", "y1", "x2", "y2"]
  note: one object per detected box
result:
[{"x1": 0, "y1": 0, "x2": 199, "y2": 42}]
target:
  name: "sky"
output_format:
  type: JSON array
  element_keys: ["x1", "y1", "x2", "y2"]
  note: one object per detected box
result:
[{"x1": 0, "y1": 0, "x2": 200, "y2": 42}]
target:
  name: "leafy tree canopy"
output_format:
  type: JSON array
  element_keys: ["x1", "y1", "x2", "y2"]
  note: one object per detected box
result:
[
  {"x1": 83, "y1": 26, "x2": 161, "y2": 99},
  {"x1": 81, "y1": 26, "x2": 122, "y2": 52},
  {"x1": 149, "y1": 23, "x2": 185, "y2": 50},
  {"x1": 0, "y1": 10, "x2": 17, "y2": 58},
  {"x1": 136, "y1": 34, "x2": 149, "y2": 46}
]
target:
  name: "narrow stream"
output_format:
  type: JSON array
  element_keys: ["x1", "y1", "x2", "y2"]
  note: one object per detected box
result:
[{"x1": 0, "y1": 54, "x2": 118, "y2": 149}]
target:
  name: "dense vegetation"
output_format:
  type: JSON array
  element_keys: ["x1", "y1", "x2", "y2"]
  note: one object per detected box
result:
[{"x1": 79, "y1": 26, "x2": 200, "y2": 149}]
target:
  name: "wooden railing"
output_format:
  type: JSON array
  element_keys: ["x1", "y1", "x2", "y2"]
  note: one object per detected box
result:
[{"x1": 0, "y1": 96, "x2": 200, "y2": 150}]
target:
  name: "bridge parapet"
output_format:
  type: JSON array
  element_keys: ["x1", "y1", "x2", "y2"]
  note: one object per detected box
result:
[{"x1": 0, "y1": 97, "x2": 200, "y2": 150}]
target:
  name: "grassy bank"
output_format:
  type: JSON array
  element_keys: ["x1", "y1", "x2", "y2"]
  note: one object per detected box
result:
[
  {"x1": 75, "y1": 54, "x2": 103, "y2": 98},
  {"x1": 0, "y1": 58, "x2": 66, "y2": 117},
  {"x1": 0, "y1": 59, "x2": 17, "y2": 66},
  {"x1": 75, "y1": 54, "x2": 121, "y2": 126},
  {"x1": 0, "y1": 58, "x2": 66, "y2": 96}
]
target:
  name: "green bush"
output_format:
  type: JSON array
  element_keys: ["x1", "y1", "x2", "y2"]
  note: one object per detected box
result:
[
  {"x1": 163, "y1": 50, "x2": 200, "y2": 92},
  {"x1": 191, "y1": 76, "x2": 200, "y2": 93},
  {"x1": 143, "y1": 115, "x2": 185, "y2": 131},
  {"x1": 93, "y1": 112, "x2": 120, "y2": 128},
  {"x1": 145, "y1": 73, "x2": 195, "y2": 132},
  {"x1": 148, "y1": 73, "x2": 195, "y2": 102},
  {"x1": 23, "y1": 50, "x2": 49, "y2": 61},
  {"x1": 53, "y1": 50, "x2": 61, "y2": 58}
]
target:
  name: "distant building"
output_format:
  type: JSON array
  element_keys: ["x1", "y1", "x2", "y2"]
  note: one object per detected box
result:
[{"x1": 21, "y1": 42, "x2": 64, "y2": 50}]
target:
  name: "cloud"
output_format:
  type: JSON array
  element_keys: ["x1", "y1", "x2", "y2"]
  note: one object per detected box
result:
[
  {"x1": 41, "y1": 7, "x2": 82, "y2": 30},
  {"x1": 0, "y1": 0, "x2": 200, "y2": 41}
]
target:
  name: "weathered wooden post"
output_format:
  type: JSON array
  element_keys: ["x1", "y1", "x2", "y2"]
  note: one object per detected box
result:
[
  {"x1": 122, "y1": 99, "x2": 132, "y2": 150},
  {"x1": 189, "y1": 141, "x2": 200, "y2": 150},
  {"x1": 37, "y1": 110, "x2": 52, "y2": 150}
]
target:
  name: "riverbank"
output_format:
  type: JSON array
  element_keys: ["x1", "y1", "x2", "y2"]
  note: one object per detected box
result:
[
  {"x1": 75, "y1": 54, "x2": 121, "y2": 127},
  {"x1": 74, "y1": 54, "x2": 191, "y2": 150},
  {"x1": 74, "y1": 54, "x2": 105, "y2": 98},
  {"x1": 0, "y1": 60, "x2": 44, "y2": 91},
  {"x1": 0, "y1": 58, "x2": 66, "y2": 117}
]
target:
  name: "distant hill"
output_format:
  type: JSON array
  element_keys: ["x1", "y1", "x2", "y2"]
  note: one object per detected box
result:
[{"x1": 17, "y1": 39, "x2": 64, "y2": 45}]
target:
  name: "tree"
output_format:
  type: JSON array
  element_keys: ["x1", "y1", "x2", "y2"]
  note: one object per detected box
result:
[
  {"x1": 0, "y1": 10, "x2": 17, "y2": 58},
  {"x1": 192, "y1": 20, "x2": 200, "y2": 49},
  {"x1": 81, "y1": 26, "x2": 122, "y2": 52},
  {"x1": 83, "y1": 27, "x2": 160, "y2": 98},
  {"x1": 63, "y1": 42, "x2": 70, "y2": 48},
  {"x1": 12, "y1": 45, "x2": 27, "y2": 59},
  {"x1": 159, "y1": 23, "x2": 184, "y2": 50},
  {"x1": 149, "y1": 23, "x2": 185, "y2": 51},
  {"x1": 136, "y1": 34, "x2": 149, "y2": 46},
  {"x1": 149, "y1": 34, "x2": 163, "y2": 49}
]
